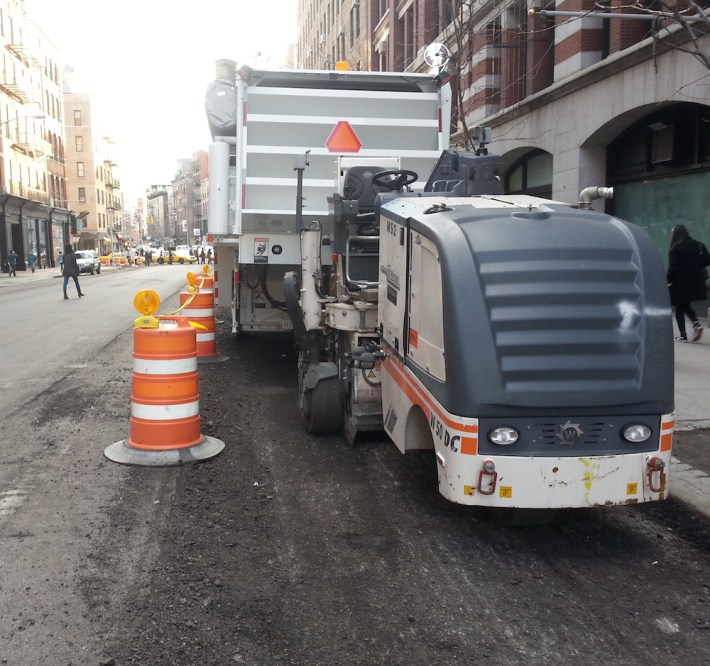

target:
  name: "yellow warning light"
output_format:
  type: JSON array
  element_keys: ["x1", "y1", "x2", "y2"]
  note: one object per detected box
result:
[
  {"x1": 202, "y1": 264, "x2": 210, "y2": 275},
  {"x1": 335, "y1": 61, "x2": 349, "y2": 71},
  {"x1": 134, "y1": 289, "x2": 160, "y2": 315},
  {"x1": 133, "y1": 289, "x2": 161, "y2": 328},
  {"x1": 186, "y1": 271, "x2": 197, "y2": 289}
]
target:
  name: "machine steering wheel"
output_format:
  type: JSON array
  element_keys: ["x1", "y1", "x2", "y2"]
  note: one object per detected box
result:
[{"x1": 372, "y1": 169, "x2": 418, "y2": 192}]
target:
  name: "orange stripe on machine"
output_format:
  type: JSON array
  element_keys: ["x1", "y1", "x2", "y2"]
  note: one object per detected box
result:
[
  {"x1": 409, "y1": 328, "x2": 419, "y2": 349},
  {"x1": 460, "y1": 437, "x2": 477, "y2": 455},
  {"x1": 383, "y1": 355, "x2": 477, "y2": 434},
  {"x1": 660, "y1": 415, "x2": 674, "y2": 452},
  {"x1": 382, "y1": 354, "x2": 478, "y2": 453}
]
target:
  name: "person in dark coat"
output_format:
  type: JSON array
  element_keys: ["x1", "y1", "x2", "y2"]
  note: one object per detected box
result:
[
  {"x1": 61, "y1": 244, "x2": 85, "y2": 300},
  {"x1": 667, "y1": 225, "x2": 710, "y2": 342},
  {"x1": 6, "y1": 249, "x2": 17, "y2": 276}
]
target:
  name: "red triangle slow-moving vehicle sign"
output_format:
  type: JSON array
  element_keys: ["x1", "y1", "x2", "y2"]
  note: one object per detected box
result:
[{"x1": 325, "y1": 121, "x2": 362, "y2": 153}]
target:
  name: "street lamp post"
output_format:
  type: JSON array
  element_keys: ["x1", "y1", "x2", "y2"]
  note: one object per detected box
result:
[{"x1": 0, "y1": 110, "x2": 46, "y2": 131}]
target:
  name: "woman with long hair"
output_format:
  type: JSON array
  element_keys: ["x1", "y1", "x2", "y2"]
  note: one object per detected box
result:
[
  {"x1": 667, "y1": 224, "x2": 710, "y2": 342},
  {"x1": 61, "y1": 243, "x2": 85, "y2": 300}
]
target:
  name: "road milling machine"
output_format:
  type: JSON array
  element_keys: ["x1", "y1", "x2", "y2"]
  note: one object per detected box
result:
[{"x1": 205, "y1": 61, "x2": 674, "y2": 511}]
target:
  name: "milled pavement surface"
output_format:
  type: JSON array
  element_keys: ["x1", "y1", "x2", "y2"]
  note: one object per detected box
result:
[{"x1": 2, "y1": 266, "x2": 709, "y2": 519}]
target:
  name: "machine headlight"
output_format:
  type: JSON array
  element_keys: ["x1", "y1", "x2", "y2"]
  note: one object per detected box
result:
[
  {"x1": 622, "y1": 424, "x2": 652, "y2": 443},
  {"x1": 488, "y1": 426, "x2": 519, "y2": 446}
]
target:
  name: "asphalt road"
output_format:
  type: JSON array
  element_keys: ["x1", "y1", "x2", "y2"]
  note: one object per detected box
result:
[
  {"x1": 0, "y1": 265, "x2": 189, "y2": 664},
  {"x1": 0, "y1": 270, "x2": 708, "y2": 665}
]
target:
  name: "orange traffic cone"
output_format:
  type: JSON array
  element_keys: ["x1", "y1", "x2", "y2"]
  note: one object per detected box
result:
[{"x1": 104, "y1": 316, "x2": 225, "y2": 466}]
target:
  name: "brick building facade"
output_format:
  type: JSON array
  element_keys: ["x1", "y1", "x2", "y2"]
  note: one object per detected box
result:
[{"x1": 297, "y1": 0, "x2": 710, "y2": 254}]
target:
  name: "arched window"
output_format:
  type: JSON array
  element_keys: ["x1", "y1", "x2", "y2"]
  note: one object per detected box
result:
[{"x1": 505, "y1": 149, "x2": 552, "y2": 198}]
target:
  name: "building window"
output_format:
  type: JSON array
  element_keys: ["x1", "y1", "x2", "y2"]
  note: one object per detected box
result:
[
  {"x1": 350, "y1": 3, "x2": 360, "y2": 43},
  {"x1": 74, "y1": 109, "x2": 81, "y2": 126},
  {"x1": 75, "y1": 136, "x2": 83, "y2": 152},
  {"x1": 77, "y1": 162, "x2": 85, "y2": 177},
  {"x1": 376, "y1": 0, "x2": 389, "y2": 21},
  {"x1": 78, "y1": 187, "x2": 86, "y2": 203},
  {"x1": 505, "y1": 150, "x2": 552, "y2": 198}
]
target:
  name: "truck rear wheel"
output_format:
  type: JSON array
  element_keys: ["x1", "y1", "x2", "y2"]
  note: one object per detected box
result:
[
  {"x1": 298, "y1": 357, "x2": 342, "y2": 434},
  {"x1": 301, "y1": 377, "x2": 342, "y2": 434}
]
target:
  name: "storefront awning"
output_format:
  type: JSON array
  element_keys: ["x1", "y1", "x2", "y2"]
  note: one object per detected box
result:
[{"x1": 80, "y1": 231, "x2": 111, "y2": 240}]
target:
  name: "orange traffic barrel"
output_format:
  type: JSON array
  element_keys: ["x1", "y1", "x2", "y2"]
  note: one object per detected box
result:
[
  {"x1": 194, "y1": 273, "x2": 214, "y2": 290},
  {"x1": 180, "y1": 288, "x2": 216, "y2": 357},
  {"x1": 104, "y1": 316, "x2": 224, "y2": 466}
]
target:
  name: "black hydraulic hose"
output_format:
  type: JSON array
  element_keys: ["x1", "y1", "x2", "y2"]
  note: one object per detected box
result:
[
  {"x1": 259, "y1": 265, "x2": 287, "y2": 310},
  {"x1": 283, "y1": 271, "x2": 310, "y2": 351}
]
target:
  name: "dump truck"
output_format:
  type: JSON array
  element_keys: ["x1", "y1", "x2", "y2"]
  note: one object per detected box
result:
[{"x1": 205, "y1": 60, "x2": 451, "y2": 333}]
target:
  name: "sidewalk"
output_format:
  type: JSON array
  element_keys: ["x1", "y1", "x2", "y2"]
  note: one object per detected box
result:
[
  {"x1": 0, "y1": 266, "x2": 63, "y2": 286},
  {"x1": 668, "y1": 320, "x2": 710, "y2": 521},
  {"x1": 672, "y1": 325, "x2": 710, "y2": 430},
  {"x1": 0, "y1": 264, "x2": 125, "y2": 287}
]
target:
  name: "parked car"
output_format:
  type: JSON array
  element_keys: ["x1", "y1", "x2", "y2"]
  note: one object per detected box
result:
[
  {"x1": 75, "y1": 250, "x2": 101, "y2": 275},
  {"x1": 151, "y1": 248, "x2": 166, "y2": 263},
  {"x1": 172, "y1": 245, "x2": 198, "y2": 264}
]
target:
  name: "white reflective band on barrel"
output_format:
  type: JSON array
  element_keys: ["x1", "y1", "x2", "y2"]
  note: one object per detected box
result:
[
  {"x1": 131, "y1": 399, "x2": 200, "y2": 420},
  {"x1": 183, "y1": 308, "x2": 214, "y2": 317},
  {"x1": 133, "y1": 357, "x2": 197, "y2": 375},
  {"x1": 197, "y1": 332, "x2": 215, "y2": 342}
]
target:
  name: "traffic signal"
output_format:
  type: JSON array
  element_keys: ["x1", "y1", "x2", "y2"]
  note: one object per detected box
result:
[{"x1": 70, "y1": 214, "x2": 78, "y2": 235}]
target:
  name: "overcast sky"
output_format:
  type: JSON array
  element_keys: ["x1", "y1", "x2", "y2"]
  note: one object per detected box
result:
[{"x1": 29, "y1": 0, "x2": 297, "y2": 204}]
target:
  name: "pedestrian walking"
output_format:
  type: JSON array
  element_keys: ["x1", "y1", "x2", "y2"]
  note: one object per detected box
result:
[
  {"x1": 207, "y1": 248, "x2": 212, "y2": 265},
  {"x1": 200, "y1": 248, "x2": 206, "y2": 264},
  {"x1": 6, "y1": 249, "x2": 17, "y2": 276},
  {"x1": 61, "y1": 244, "x2": 85, "y2": 299},
  {"x1": 667, "y1": 224, "x2": 710, "y2": 342},
  {"x1": 28, "y1": 250, "x2": 36, "y2": 273}
]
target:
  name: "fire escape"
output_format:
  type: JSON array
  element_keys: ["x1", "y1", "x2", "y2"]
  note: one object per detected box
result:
[{"x1": 0, "y1": 8, "x2": 51, "y2": 162}]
